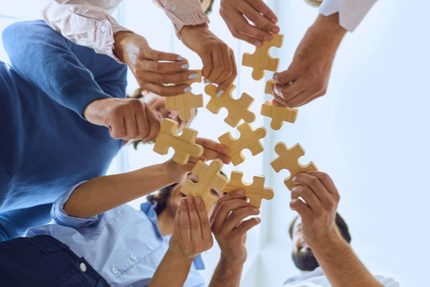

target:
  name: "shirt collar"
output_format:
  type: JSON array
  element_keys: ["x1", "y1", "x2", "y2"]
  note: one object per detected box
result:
[
  {"x1": 140, "y1": 202, "x2": 205, "y2": 271},
  {"x1": 283, "y1": 267, "x2": 324, "y2": 284}
]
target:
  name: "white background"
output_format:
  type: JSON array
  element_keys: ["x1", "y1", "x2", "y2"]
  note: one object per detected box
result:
[{"x1": 0, "y1": 0, "x2": 429, "y2": 286}]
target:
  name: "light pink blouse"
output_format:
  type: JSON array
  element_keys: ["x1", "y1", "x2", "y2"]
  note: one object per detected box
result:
[{"x1": 42, "y1": 0, "x2": 208, "y2": 61}]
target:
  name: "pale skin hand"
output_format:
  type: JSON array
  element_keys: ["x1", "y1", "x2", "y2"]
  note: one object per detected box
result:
[
  {"x1": 180, "y1": 25, "x2": 237, "y2": 94},
  {"x1": 64, "y1": 139, "x2": 230, "y2": 218},
  {"x1": 290, "y1": 171, "x2": 383, "y2": 287},
  {"x1": 149, "y1": 197, "x2": 213, "y2": 287},
  {"x1": 220, "y1": 0, "x2": 280, "y2": 46},
  {"x1": 114, "y1": 31, "x2": 196, "y2": 96},
  {"x1": 84, "y1": 97, "x2": 160, "y2": 142},
  {"x1": 209, "y1": 191, "x2": 261, "y2": 287},
  {"x1": 272, "y1": 13, "x2": 347, "y2": 108}
]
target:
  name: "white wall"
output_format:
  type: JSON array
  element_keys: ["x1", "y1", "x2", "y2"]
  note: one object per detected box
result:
[{"x1": 1, "y1": 0, "x2": 429, "y2": 286}]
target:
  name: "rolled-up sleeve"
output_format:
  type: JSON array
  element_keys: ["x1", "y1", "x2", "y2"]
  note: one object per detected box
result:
[
  {"x1": 319, "y1": 0, "x2": 377, "y2": 32},
  {"x1": 51, "y1": 182, "x2": 102, "y2": 228},
  {"x1": 155, "y1": 0, "x2": 209, "y2": 34},
  {"x1": 43, "y1": 0, "x2": 130, "y2": 62}
]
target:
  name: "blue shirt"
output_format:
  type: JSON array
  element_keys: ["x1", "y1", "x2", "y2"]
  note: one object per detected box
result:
[
  {"x1": 0, "y1": 21, "x2": 126, "y2": 217},
  {"x1": 27, "y1": 185, "x2": 206, "y2": 287}
]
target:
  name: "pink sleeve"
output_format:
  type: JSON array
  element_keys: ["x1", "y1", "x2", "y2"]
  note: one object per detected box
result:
[
  {"x1": 42, "y1": 0, "x2": 130, "y2": 63},
  {"x1": 155, "y1": 0, "x2": 209, "y2": 34}
]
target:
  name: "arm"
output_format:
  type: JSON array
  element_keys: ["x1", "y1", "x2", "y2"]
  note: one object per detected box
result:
[
  {"x1": 2, "y1": 20, "x2": 117, "y2": 117},
  {"x1": 64, "y1": 138, "x2": 230, "y2": 218},
  {"x1": 149, "y1": 197, "x2": 213, "y2": 287},
  {"x1": 209, "y1": 191, "x2": 261, "y2": 287},
  {"x1": 291, "y1": 171, "x2": 382, "y2": 287}
]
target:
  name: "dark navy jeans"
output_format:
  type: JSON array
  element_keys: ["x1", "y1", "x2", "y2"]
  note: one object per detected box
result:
[{"x1": 0, "y1": 235, "x2": 110, "y2": 287}]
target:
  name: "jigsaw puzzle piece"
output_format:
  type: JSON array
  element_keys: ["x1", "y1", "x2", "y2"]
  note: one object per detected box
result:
[
  {"x1": 242, "y1": 34, "x2": 284, "y2": 80},
  {"x1": 153, "y1": 119, "x2": 203, "y2": 165},
  {"x1": 224, "y1": 171, "x2": 274, "y2": 208},
  {"x1": 181, "y1": 159, "x2": 228, "y2": 208},
  {"x1": 218, "y1": 123, "x2": 266, "y2": 166},
  {"x1": 166, "y1": 70, "x2": 203, "y2": 121},
  {"x1": 271, "y1": 142, "x2": 317, "y2": 190},
  {"x1": 205, "y1": 84, "x2": 255, "y2": 127}
]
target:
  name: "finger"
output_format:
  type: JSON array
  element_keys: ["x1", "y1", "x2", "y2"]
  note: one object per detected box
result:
[
  {"x1": 208, "y1": 49, "x2": 224, "y2": 83},
  {"x1": 273, "y1": 94, "x2": 290, "y2": 107},
  {"x1": 179, "y1": 198, "x2": 191, "y2": 242},
  {"x1": 123, "y1": 112, "x2": 138, "y2": 139},
  {"x1": 212, "y1": 198, "x2": 250, "y2": 232},
  {"x1": 140, "y1": 60, "x2": 189, "y2": 74},
  {"x1": 150, "y1": 50, "x2": 188, "y2": 62},
  {"x1": 248, "y1": 0, "x2": 279, "y2": 24},
  {"x1": 196, "y1": 138, "x2": 230, "y2": 155},
  {"x1": 307, "y1": 171, "x2": 340, "y2": 200},
  {"x1": 274, "y1": 81, "x2": 304, "y2": 102},
  {"x1": 142, "y1": 104, "x2": 160, "y2": 142},
  {"x1": 290, "y1": 185, "x2": 322, "y2": 214},
  {"x1": 224, "y1": 206, "x2": 260, "y2": 232},
  {"x1": 290, "y1": 199, "x2": 312, "y2": 221},
  {"x1": 135, "y1": 102, "x2": 150, "y2": 140},
  {"x1": 138, "y1": 71, "x2": 200, "y2": 85},
  {"x1": 210, "y1": 190, "x2": 246, "y2": 224},
  {"x1": 195, "y1": 197, "x2": 212, "y2": 241},
  {"x1": 273, "y1": 69, "x2": 297, "y2": 85},
  {"x1": 201, "y1": 52, "x2": 214, "y2": 80},
  {"x1": 287, "y1": 91, "x2": 318, "y2": 108},
  {"x1": 217, "y1": 51, "x2": 237, "y2": 94},
  {"x1": 236, "y1": 20, "x2": 272, "y2": 44},
  {"x1": 241, "y1": 4, "x2": 277, "y2": 38},
  {"x1": 140, "y1": 82, "x2": 191, "y2": 97},
  {"x1": 108, "y1": 114, "x2": 127, "y2": 139},
  {"x1": 187, "y1": 197, "x2": 201, "y2": 243},
  {"x1": 234, "y1": 217, "x2": 261, "y2": 236}
]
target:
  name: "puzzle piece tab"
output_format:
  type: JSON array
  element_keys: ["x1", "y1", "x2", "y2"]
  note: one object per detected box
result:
[
  {"x1": 261, "y1": 102, "x2": 298, "y2": 130},
  {"x1": 205, "y1": 84, "x2": 255, "y2": 127},
  {"x1": 153, "y1": 119, "x2": 203, "y2": 165},
  {"x1": 242, "y1": 34, "x2": 284, "y2": 80},
  {"x1": 271, "y1": 142, "x2": 317, "y2": 190},
  {"x1": 218, "y1": 123, "x2": 266, "y2": 166},
  {"x1": 166, "y1": 70, "x2": 203, "y2": 121},
  {"x1": 224, "y1": 171, "x2": 274, "y2": 208},
  {"x1": 181, "y1": 159, "x2": 228, "y2": 208}
]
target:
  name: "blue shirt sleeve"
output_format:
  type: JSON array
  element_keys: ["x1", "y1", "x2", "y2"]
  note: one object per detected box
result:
[
  {"x1": 2, "y1": 20, "x2": 127, "y2": 118},
  {"x1": 51, "y1": 181, "x2": 102, "y2": 229}
]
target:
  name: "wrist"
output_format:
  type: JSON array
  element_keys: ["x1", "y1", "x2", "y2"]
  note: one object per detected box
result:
[
  {"x1": 167, "y1": 246, "x2": 194, "y2": 265},
  {"x1": 113, "y1": 31, "x2": 135, "y2": 62},
  {"x1": 220, "y1": 253, "x2": 247, "y2": 267},
  {"x1": 180, "y1": 24, "x2": 208, "y2": 38},
  {"x1": 309, "y1": 227, "x2": 344, "y2": 251},
  {"x1": 311, "y1": 13, "x2": 347, "y2": 44}
]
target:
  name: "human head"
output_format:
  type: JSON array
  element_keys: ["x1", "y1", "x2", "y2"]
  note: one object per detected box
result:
[
  {"x1": 288, "y1": 213, "x2": 351, "y2": 271},
  {"x1": 147, "y1": 172, "x2": 226, "y2": 219}
]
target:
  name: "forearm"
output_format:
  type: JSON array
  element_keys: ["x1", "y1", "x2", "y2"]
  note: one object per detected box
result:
[
  {"x1": 64, "y1": 162, "x2": 175, "y2": 218},
  {"x1": 312, "y1": 232, "x2": 383, "y2": 287},
  {"x1": 149, "y1": 249, "x2": 193, "y2": 287},
  {"x1": 209, "y1": 256, "x2": 245, "y2": 287}
]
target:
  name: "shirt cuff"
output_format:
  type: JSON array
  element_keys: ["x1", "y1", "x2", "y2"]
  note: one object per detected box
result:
[
  {"x1": 156, "y1": 0, "x2": 209, "y2": 34},
  {"x1": 51, "y1": 181, "x2": 102, "y2": 228},
  {"x1": 320, "y1": 0, "x2": 377, "y2": 32}
]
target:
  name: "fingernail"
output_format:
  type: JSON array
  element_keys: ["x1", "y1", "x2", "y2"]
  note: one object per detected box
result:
[
  {"x1": 255, "y1": 41, "x2": 263, "y2": 46},
  {"x1": 236, "y1": 190, "x2": 245, "y2": 196},
  {"x1": 256, "y1": 217, "x2": 261, "y2": 223},
  {"x1": 181, "y1": 64, "x2": 189, "y2": 70},
  {"x1": 272, "y1": 26, "x2": 280, "y2": 33},
  {"x1": 253, "y1": 209, "x2": 260, "y2": 214},
  {"x1": 183, "y1": 87, "x2": 192, "y2": 93},
  {"x1": 293, "y1": 176, "x2": 298, "y2": 183},
  {"x1": 177, "y1": 56, "x2": 186, "y2": 61},
  {"x1": 188, "y1": 73, "x2": 199, "y2": 80},
  {"x1": 204, "y1": 79, "x2": 210, "y2": 84},
  {"x1": 216, "y1": 90, "x2": 224, "y2": 97},
  {"x1": 195, "y1": 197, "x2": 202, "y2": 205}
]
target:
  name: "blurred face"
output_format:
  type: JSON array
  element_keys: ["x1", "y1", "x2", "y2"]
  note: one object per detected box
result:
[
  {"x1": 165, "y1": 175, "x2": 223, "y2": 218},
  {"x1": 291, "y1": 217, "x2": 320, "y2": 271}
]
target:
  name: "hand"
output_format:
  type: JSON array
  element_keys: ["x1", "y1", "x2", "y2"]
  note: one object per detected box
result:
[
  {"x1": 220, "y1": 0, "x2": 280, "y2": 46},
  {"x1": 272, "y1": 14, "x2": 346, "y2": 107},
  {"x1": 169, "y1": 197, "x2": 213, "y2": 260},
  {"x1": 114, "y1": 31, "x2": 197, "y2": 96},
  {"x1": 165, "y1": 138, "x2": 231, "y2": 182},
  {"x1": 180, "y1": 25, "x2": 236, "y2": 94},
  {"x1": 144, "y1": 93, "x2": 187, "y2": 129},
  {"x1": 289, "y1": 171, "x2": 341, "y2": 247},
  {"x1": 211, "y1": 190, "x2": 260, "y2": 263},
  {"x1": 84, "y1": 97, "x2": 160, "y2": 142}
]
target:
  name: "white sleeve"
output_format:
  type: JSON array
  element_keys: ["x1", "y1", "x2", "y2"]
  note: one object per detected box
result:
[
  {"x1": 319, "y1": 0, "x2": 378, "y2": 32},
  {"x1": 42, "y1": 0, "x2": 131, "y2": 62}
]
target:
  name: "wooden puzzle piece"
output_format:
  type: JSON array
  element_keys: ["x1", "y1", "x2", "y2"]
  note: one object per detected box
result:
[
  {"x1": 271, "y1": 142, "x2": 317, "y2": 190},
  {"x1": 242, "y1": 34, "x2": 284, "y2": 80},
  {"x1": 218, "y1": 123, "x2": 266, "y2": 166},
  {"x1": 153, "y1": 119, "x2": 203, "y2": 165},
  {"x1": 261, "y1": 81, "x2": 298, "y2": 130},
  {"x1": 205, "y1": 84, "x2": 255, "y2": 127},
  {"x1": 181, "y1": 159, "x2": 228, "y2": 208},
  {"x1": 166, "y1": 70, "x2": 203, "y2": 121},
  {"x1": 224, "y1": 171, "x2": 274, "y2": 208}
]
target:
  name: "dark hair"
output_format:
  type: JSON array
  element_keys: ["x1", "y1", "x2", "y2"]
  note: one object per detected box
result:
[
  {"x1": 288, "y1": 213, "x2": 352, "y2": 244},
  {"x1": 147, "y1": 183, "x2": 176, "y2": 215}
]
